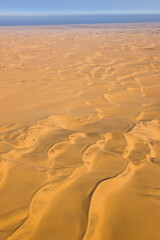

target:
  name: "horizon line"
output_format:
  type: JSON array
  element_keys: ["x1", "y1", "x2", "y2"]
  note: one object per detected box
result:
[{"x1": 1, "y1": 11, "x2": 160, "y2": 17}]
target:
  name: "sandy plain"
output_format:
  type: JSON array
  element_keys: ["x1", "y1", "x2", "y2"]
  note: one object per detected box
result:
[{"x1": 0, "y1": 23, "x2": 160, "y2": 240}]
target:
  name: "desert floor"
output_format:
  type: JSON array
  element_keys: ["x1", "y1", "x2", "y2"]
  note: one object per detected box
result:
[{"x1": 0, "y1": 23, "x2": 160, "y2": 240}]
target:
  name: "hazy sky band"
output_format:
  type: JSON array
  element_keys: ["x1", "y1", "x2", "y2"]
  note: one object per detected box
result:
[
  {"x1": 0, "y1": 0, "x2": 160, "y2": 15},
  {"x1": 1, "y1": 14, "x2": 160, "y2": 26}
]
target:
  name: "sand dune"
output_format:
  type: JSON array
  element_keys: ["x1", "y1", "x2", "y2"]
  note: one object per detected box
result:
[{"x1": 0, "y1": 23, "x2": 160, "y2": 240}]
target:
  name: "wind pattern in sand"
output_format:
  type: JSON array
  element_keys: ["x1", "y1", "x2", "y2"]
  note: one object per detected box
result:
[{"x1": 0, "y1": 23, "x2": 160, "y2": 240}]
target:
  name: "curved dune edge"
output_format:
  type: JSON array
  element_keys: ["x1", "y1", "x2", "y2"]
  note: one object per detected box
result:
[{"x1": 0, "y1": 23, "x2": 160, "y2": 240}]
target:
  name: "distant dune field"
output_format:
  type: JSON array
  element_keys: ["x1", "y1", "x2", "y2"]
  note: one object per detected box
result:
[{"x1": 0, "y1": 23, "x2": 160, "y2": 240}]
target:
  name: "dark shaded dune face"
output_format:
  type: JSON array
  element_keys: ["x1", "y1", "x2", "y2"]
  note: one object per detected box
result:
[{"x1": 0, "y1": 23, "x2": 160, "y2": 240}]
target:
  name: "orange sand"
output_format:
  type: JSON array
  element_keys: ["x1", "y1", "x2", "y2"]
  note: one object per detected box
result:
[{"x1": 0, "y1": 23, "x2": 160, "y2": 240}]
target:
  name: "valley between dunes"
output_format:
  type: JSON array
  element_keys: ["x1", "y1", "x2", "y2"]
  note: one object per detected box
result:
[{"x1": 0, "y1": 23, "x2": 160, "y2": 240}]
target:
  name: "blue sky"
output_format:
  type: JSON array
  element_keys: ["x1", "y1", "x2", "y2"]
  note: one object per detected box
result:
[{"x1": 0, "y1": 0, "x2": 160, "y2": 15}]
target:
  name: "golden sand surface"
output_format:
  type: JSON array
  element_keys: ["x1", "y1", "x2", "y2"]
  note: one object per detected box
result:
[{"x1": 0, "y1": 23, "x2": 160, "y2": 240}]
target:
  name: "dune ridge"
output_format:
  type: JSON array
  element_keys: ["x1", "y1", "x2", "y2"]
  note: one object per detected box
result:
[{"x1": 0, "y1": 23, "x2": 160, "y2": 240}]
